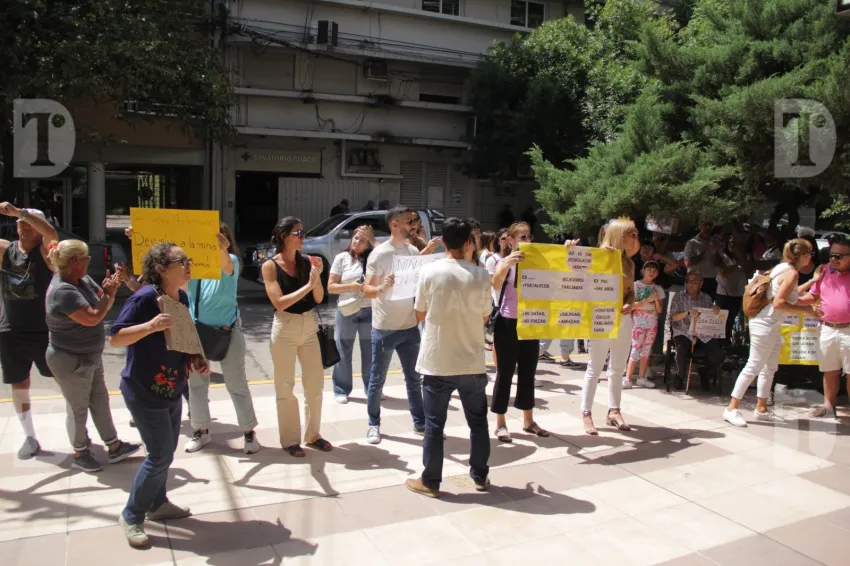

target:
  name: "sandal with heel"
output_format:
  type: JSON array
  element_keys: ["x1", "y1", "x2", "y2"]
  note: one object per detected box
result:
[
  {"x1": 606, "y1": 409, "x2": 632, "y2": 431},
  {"x1": 582, "y1": 411, "x2": 598, "y2": 436}
]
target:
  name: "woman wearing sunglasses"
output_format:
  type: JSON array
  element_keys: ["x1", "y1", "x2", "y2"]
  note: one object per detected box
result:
[
  {"x1": 262, "y1": 216, "x2": 330, "y2": 457},
  {"x1": 490, "y1": 222, "x2": 564, "y2": 442},
  {"x1": 110, "y1": 243, "x2": 211, "y2": 547}
]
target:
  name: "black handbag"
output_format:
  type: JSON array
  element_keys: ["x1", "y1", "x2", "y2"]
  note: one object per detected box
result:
[
  {"x1": 316, "y1": 310, "x2": 341, "y2": 369},
  {"x1": 194, "y1": 280, "x2": 233, "y2": 362},
  {"x1": 486, "y1": 273, "x2": 510, "y2": 335}
]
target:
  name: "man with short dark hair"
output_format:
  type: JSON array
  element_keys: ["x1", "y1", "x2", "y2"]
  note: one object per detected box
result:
[
  {"x1": 685, "y1": 221, "x2": 721, "y2": 299},
  {"x1": 330, "y1": 199, "x2": 349, "y2": 217},
  {"x1": 797, "y1": 234, "x2": 850, "y2": 418},
  {"x1": 363, "y1": 205, "x2": 425, "y2": 444},
  {"x1": 406, "y1": 218, "x2": 492, "y2": 498},
  {"x1": 669, "y1": 270, "x2": 725, "y2": 391}
]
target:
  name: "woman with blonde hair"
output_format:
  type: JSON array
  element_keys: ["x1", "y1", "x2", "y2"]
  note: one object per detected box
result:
[
  {"x1": 45, "y1": 239, "x2": 141, "y2": 472},
  {"x1": 723, "y1": 238, "x2": 815, "y2": 426},
  {"x1": 581, "y1": 218, "x2": 641, "y2": 435}
]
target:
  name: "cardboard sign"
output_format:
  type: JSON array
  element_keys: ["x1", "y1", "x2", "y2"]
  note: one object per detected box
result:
[
  {"x1": 130, "y1": 208, "x2": 221, "y2": 280},
  {"x1": 157, "y1": 295, "x2": 204, "y2": 356},
  {"x1": 389, "y1": 253, "x2": 445, "y2": 300},
  {"x1": 517, "y1": 244, "x2": 623, "y2": 340},
  {"x1": 689, "y1": 308, "x2": 729, "y2": 340}
]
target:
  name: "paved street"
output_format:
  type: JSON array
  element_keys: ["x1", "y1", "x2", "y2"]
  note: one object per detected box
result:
[
  {"x1": 0, "y1": 279, "x2": 396, "y2": 403},
  {"x1": 2, "y1": 356, "x2": 850, "y2": 565}
]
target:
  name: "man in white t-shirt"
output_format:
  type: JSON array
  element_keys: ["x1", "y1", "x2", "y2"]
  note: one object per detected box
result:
[
  {"x1": 362, "y1": 205, "x2": 425, "y2": 444},
  {"x1": 405, "y1": 218, "x2": 492, "y2": 498}
]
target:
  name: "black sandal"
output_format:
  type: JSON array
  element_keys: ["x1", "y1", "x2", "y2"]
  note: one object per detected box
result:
[
  {"x1": 286, "y1": 444, "x2": 306, "y2": 457},
  {"x1": 307, "y1": 438, "x2": 332, "y2": 452},
  {"x1": 522, "y1": 422, "x2": 550, "y2": 437}
]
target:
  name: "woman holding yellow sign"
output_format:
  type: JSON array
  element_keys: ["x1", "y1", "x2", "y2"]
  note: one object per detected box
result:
[{"x1": 581, "y1": 218, "x2": 641, "y2": 435}]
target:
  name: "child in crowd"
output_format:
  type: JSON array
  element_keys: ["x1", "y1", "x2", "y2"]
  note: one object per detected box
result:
[{"x1": 624, "y1": 260, "x2": 664, "y2": 389}]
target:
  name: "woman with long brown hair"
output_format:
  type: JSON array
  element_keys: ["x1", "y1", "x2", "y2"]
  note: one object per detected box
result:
[
  {"x1": 581, "y1": 218, "x2": 641, "y2": 435},
  {"x1": 261, "y1": 216, "x2": 330, "y2": 457}
]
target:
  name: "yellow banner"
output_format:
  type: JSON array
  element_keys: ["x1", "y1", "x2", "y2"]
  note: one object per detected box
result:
[
  {"x1": 517, "y1": 243, "x2": 623, "y2": 340},
  {"x1": 778, "y1": 313, "x2": 819, "y2": 366},
  {"x1": 130, "y1": 208, "x2": 222, "y2": 280}
]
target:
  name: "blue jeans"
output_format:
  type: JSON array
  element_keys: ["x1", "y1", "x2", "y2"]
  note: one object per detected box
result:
[
  {"x1": 332, "y1": 308, "x2": 373, "y2": 397},
  {"x1": 122, "y1": 396, "x2": 181, "y2": 524},
  {"x1": 422, "y1": 374, "x2": 490, "y2": 489},
  {"x1": 366, "y1": 326, "x2": 424, "y2": 428}
]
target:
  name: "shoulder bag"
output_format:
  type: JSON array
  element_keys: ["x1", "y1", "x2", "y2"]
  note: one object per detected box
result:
[
  {"x1": 193, "y1": 280, "x2": 234, "y2": 362},
  {"x1": 316, "y1": 309, "x2": 341, "y2": 368},
  {"x1": 485, "y1": 270, "x2": 511, "y2": 335}
]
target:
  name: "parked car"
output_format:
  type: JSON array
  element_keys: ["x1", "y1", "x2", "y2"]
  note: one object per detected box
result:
[
  {"x1": 242, "y1": 209, "x2": 445, "y2": 291},
  {"x1": 0, "y1": 218, "x2": 130, "y2": 294}
]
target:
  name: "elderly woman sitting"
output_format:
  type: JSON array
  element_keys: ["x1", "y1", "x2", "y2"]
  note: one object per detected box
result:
[{"x1": 45, "y1": 239, "x2": 141, "y2": 472}]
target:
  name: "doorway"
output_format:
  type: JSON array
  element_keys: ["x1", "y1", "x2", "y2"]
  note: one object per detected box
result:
[
  {"x1": 28, "y1": 178, "x2": 71, "y2": 232},
  {"x1": 235, "y1": 171, "x2": 281, "y2": 244}
]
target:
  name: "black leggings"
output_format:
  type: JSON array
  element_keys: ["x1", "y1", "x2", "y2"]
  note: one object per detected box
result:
[{"x1": 491, "y1": 317, "x2": 539, "y2": 414}]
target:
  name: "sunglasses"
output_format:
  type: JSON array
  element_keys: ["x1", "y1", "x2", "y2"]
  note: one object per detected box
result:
[
  {"x1": 168, "y1": 257, "x2": 193, "y2": 268},
  {"x1": 829, "y1": 252, "x2": 850, "y2": 260},
  {"x1": 291, "y1": 230, "x2": 305, "y2": 239}
]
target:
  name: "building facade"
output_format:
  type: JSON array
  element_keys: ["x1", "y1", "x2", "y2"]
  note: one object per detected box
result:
[
  {"x1": 218, "y1": 0, "x2": 584, "y2": 242},
  {"x1": 19, "y1": 0, "x2": 583, "y2": 247}
]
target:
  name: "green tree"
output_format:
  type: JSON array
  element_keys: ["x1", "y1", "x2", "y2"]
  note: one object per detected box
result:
[
  {"x1": 467, "y1": 0, "x2": 674, "y2": 179},
  {"x1": 532, "y1": 0, "x2": 850, "y2": 237},
  {"x1": 0, "y1": 0, "x2": 234, "y2": 201}
]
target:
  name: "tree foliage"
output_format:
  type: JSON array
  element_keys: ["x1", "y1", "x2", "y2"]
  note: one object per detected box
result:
[
  {"x1": 467, "y1": 0, "x2": 674, "y2": 179},
  {"x1": 532, "y1": 0, "x2": 850, "y2": 237},
  {"x1": 0, "y1": 0, "x2": 234, "y2": 200}
]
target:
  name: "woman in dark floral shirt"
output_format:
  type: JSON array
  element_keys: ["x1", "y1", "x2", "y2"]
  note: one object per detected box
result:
[{"x1": 109, "y1": 242, "x2": 210, "y2": 548}]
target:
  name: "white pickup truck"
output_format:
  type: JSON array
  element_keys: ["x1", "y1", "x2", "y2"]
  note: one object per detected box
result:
[{"x1": 242, "y1": 209, "x2": 445, "y2": 293}]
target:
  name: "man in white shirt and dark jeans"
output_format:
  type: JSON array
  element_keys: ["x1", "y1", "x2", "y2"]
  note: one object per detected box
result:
[
  {"x1": 406, "y1": 217, "x2": 492, "y2": 498},
  {"x1": 363, "y1": 205, "x2": 426, "y2": 444}
]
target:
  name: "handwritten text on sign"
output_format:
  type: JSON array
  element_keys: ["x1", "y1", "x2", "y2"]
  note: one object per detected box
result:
[
  {"x1": 130, "y1": 208, "x2": 222, "y2": 280},
  {"x1": 517, "y1": 244, "x2": 623, "y2": 340},
  {"x1": 390, "y1": 253, "x2": 445, "y2": 300},
  {"x1": 689, "y1": 308, "x2": 729, "y2": 340},
  {"x1": 779, "y1": 313, "x2": 820, "y2": 366}
]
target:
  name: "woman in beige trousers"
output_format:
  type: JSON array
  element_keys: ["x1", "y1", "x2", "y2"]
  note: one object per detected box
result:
[{"x1": 261, "y1": 216, "x2": 330, "y2": 457}]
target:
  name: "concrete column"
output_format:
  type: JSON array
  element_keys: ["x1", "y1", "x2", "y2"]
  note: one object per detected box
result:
[{"x1": 88, "y1": 162, "x2": 106, "y2": 242}]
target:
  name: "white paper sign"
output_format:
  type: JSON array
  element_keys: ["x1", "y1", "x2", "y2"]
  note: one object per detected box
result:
[
  {"x1": 689, "y1": 308, "x2": 729, "y2": 340},
  {"x1": 646, "y1": 217, "x2": 678, "y2": 235},
  {"x1": 390, "y1": 253, "x2": 445, "y2": 300},
  {"x1": 789, "y1": 333, "x2": 819, "y2": 363},
  {"x1": 519, "y1": 270, "x2": 620, "y2": 303}
]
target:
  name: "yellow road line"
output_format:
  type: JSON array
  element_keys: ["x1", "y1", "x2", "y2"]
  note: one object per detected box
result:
[{"x1": 0, "y1": 362, "x2": 505, "y2": 404}]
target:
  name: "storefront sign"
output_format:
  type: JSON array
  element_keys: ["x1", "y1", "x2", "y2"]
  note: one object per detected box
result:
[{"x1": 236, "y1": 150, "x2": 322, "y2": 174}]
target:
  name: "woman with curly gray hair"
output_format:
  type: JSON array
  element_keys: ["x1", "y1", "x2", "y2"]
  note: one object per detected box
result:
[{"x1": 109, "y1": 242, "x2": 211, "y2": 548}]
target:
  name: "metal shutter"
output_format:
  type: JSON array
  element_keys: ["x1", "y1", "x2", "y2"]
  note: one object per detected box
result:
[{"x1": 400, "y1": 161, "x2": 425, "y2": 208}]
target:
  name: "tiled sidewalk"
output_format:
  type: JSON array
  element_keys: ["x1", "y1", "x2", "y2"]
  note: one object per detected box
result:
[{"x1": 2, "y1": 359, "x2": 849, "y2": 566}]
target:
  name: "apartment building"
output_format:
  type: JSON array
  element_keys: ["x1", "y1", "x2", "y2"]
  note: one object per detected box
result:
[{"x1": 219, "y1": 0, "x2": 584, "y2": 242}]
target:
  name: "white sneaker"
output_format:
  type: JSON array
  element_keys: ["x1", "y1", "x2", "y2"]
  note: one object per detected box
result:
[
  {"x1": 335, "y1": 395, "x2": 349, "y2": 404},
  {"x1": 753, "y1": 408, "x2": 775, "y2": 421},
  {"x1": 366, "y1": 426, "x2": 381, "y2": 445},
  {"x1": 622, "y1": 379, "x2": 633, "y2": 389},
  {"x1": 185, "y1": 430, "x2": 211, "y2": 453},
  {"x1": 636, "y1": 377, "x2": 656, "y2": 389},
  {"x1": 723, "y1": 409, "x2": 748, "y2": 427},
  {"x1": 243, "y1": 431, "x2": 261, "y2": 455}
]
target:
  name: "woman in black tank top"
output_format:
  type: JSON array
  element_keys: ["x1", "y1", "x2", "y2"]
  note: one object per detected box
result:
[{"x1": 261, "y1": 216, "x2": 330, "y2": 458}]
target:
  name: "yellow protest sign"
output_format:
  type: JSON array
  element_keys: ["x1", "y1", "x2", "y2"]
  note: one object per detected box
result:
[
  {"x1": 130, "y1": 208, "x2": 222, "y2": 280},
  {"x1": 778, "y1": 312, "x2": 819, "y2": 366},
  {"x1": 517, "y1": 243, "x2": 623, "y2": 340}
]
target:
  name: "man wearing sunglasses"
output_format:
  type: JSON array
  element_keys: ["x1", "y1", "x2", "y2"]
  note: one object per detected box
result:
[
  {"x1": 362, "y1": 205, "x2": 426, "y2": 444},
  {"x1": 797, "y1": 234, "x2": 850, "y2": 418}
]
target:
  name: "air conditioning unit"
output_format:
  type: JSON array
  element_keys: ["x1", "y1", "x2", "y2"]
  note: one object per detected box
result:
[
  {"x1": 364, "y1": 59, "x2": 389, "y2": 81},
  {"x1": 309, "y1": 20, "x2": 338, "y2": 45}
]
